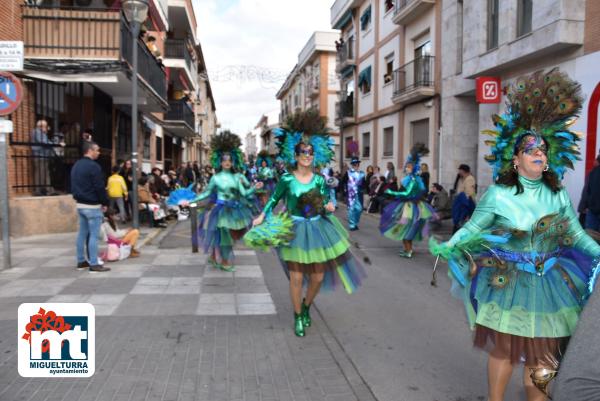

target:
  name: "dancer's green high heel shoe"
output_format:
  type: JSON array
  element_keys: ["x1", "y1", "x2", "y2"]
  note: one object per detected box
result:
[
  {"x1": 294, "y1": 313, "x2": 305, "y2": 337},
  {"x1": 301, "y1": 299, "x2": 311, "y2": 327}
]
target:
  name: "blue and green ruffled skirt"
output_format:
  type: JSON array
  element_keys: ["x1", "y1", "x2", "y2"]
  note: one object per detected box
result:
[
  {"x1": 198, "y1": 199, "x2": 254, "y2": 263},
  {"x1": 380, "y1": 198, "x2": 437, "y2": 241},
  {"x1": 450, "y1": 247, "x2": 596, "y2": 365},
  {"x1": 277, "y1": 214, "x2": 366, "y2": 294}
]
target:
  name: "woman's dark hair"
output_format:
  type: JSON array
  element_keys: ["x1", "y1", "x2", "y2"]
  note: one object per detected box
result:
[
  {"x1": 433, "y1": 183, "x2": 444, "y2": 191},
  {"x1": 139, "y1": 176, "x2": 148, "y2": 186},
  {"x1": 111, "y1": 165, "x2": 120, "y2": 174},
  {"x1": 496, "y1": 168, "x2": 561, "y2": 194},
  {"x1": 105, "y1": 208, "x2": 118, "y2": 231}
]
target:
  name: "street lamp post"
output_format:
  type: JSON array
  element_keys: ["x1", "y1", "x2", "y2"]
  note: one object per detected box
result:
[{"x1": 122, "y1": 0, "x2": 149, "y2": 229}]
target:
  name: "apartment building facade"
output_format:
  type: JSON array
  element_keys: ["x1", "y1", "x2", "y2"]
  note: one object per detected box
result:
[
  {"x1": 276, "y1": 31, "x2": 341, "y2": 168},
  {"x1": 442, "y1": 0, "x2": 600, "y2": 202},
  {"x1": 331, "y1": 0, "x2": 441, "y2": 179},
  {"x1": 0, "y1": 0, "x2": 217, "y2": 236}
]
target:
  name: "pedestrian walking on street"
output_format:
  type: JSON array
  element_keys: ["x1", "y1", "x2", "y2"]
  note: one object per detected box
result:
[
  {"x1": 379, "y1": 143, "x2": 437, "y2": 258},
  {"x1": 430, "y1": 69, "x2": 600, "y2": 401},
  {"x1": 106, "y1": 165, "x2": 128, "y2": 222},
  {"x1": 183, "y1": 131, "x2": 262, "y2": 272},
  {"x1": 344, "y1": 157, "x2": 366, "y2": 231},
  {"x1": 71, "y1": 141, "x2": 111, "y2": 273},
  {"x1": 249, "y1": 110, "x2": 366, "y2": 337}
]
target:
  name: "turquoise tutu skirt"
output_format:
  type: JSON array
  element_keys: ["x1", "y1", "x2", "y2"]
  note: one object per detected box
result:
[
  {"x1": 277, "y1": 214, "x2": 366, "y2": 294},
  {"x1": 199, "y1": 199, "x2": 253, "y2": 263},
  {"x1": 380, "y1": 198, "x2": 437, "y2": 241}
]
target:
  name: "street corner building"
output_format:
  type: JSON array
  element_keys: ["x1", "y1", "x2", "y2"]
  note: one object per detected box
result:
[{"x1": 0, "y1": 0, "x2": 218, "y2": 237}]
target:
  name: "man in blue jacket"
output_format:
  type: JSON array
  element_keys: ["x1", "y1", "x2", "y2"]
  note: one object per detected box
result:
[{"x1": 71, "y1": 141, "x2": 110, "y2": 272}]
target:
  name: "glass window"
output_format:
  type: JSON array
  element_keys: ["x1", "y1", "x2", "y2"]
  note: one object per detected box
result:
[
  {"x1": 487, "y1": 0, "x2": 499, "y2": 49},
  {"x1": 384, "y1": 53, "x2": 394, "y2": 84},
  {"x1": 383, "y1": 127, "x2": 393, "y2": 157},
  {"x1": 156, "y1": 136, "x2": 163, "y2": 161},
  {"x1": 358, "y1": 67, "x2": 372, "y2": 94},
  {"x1": 517, "y1": 0, "x2": 533, "y2": 37},
  {"x1": 360, "y1": 5, "x2": 372, "y2": 31},
  {"x1": 384, "y1": 0, "x2": 394, "y2": 13},
  {"x1": 411, "y1": 119, "x2": 429, "y2": 149},
  {"x1": 362, "y1": 132, "x2": 370, "y2": 158},
  {"x1": 345, "y1": 136, "x2": 354, "y2": 158},
  {"x1": 143, "y1": 131, "x2": 151, "y2": 159}
]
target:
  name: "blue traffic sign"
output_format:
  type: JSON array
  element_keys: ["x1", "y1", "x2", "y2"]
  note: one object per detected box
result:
[{"x1": 0, "y1": 72, "x2": 23, "y2": 116}]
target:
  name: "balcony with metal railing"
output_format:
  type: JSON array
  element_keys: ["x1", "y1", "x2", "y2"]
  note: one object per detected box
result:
[
  {"x1": 391, "y1": 55, "x2": 435, "y2": 105},
  {"x1": 335, "y1": 98, "x2": 355, "y2": 126},
  {"x1": 163, "y1": 100, "x2": 195, "y2": 137},
  {"x1": 163, "y1": 38, "x2": 198, "y2": 89},
  {"x1": 336, "y1": 36, "x2": 355, "y2": 74},
  {"x1": 392, "y1": 0, "x2": 435, "y2": 26},
  {"x1": 22, "y1": 5, "x2": 167, "y2": 107}
]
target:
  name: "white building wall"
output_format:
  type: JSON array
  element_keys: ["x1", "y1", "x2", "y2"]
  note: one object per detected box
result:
[
  {"x1": 403, "y1": 7, "x2": 436, "y2": 62},
  {"x1": 327, "y1": 95, "x2": 338, "y2": 131},
  {"x1": 378, "y1": 0, "x2": 397, "y2": 40},
  {"x1": 358, "y1": 2, "x2": 375, "y2": 57},
  {"x1": 377, "y1": 36, "x2": 399, "y2": 110},
  {"x1": 358, "y1": 55, "x2": 375, "y2": 117},
  {"x1": 328, "y1": 54, "x2": 339, "y2": 91}
]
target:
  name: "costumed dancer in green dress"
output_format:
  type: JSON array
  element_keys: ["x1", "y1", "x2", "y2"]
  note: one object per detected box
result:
[
  {"x1": 247, "y1": 110, "x2": 366, "y2": 337},
  {"x1": 255, "y1": 150, "x2": 277, "y2": 208},
  {"x1": 187, "y1": 131, "x2": 263, "y2": 272},
  {"x1": 380, "y1": 143, "x2": 437, "y2": 258},
  {"x1": 430, "y1": 69, "x2": 600, "y2": 401}
]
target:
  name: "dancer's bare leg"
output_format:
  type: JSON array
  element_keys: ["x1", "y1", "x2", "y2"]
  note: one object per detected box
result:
[
  {"x1": 289, "y1": 271, "x2": 303, "y2": 314},
  {"x1": 488, "y1": 334, "x2": 514, "y2": 401},
  {"x1": 305, "y1": 272, "x2": 324, "y2": 306}
]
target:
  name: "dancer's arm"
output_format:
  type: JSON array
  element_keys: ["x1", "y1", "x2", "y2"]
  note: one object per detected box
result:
[
  {"x1": 384, "y1": 177, "x2": 415, "y2": 198},
  {"x1": 253, "y1": 176, "x2": 288, "y2": 226},
  {"x1": 193, "y1": 176, "x2": 216, "y2": 202}
]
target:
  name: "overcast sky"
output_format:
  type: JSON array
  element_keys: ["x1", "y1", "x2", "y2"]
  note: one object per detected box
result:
[{"x1": 192, "y1": 0, "x2": 336, "y2": 138}]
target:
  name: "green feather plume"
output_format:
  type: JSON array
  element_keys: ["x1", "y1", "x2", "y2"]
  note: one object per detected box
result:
[
  {"x1": 486, "y1": 68, "x2": 584, "y2": 179},
  {"x1": 243, "y1": 213, "x2": 295, "y2": 252}
]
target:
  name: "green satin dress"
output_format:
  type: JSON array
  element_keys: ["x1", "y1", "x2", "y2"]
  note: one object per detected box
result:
[
  {"x1": 442, "y1": 175, "x2": 600, "y2": 364},
  {"x1": 262, "y1": 173, "x2": 366, "y2": 293},
  {"x1": 193, "y1": 170, "x2": 257, "y2": 263}
]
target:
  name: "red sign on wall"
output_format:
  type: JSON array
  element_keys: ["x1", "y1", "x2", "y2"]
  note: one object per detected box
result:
[{"x1": 476, "y1": 77, "x2": 502, "y2": 103}]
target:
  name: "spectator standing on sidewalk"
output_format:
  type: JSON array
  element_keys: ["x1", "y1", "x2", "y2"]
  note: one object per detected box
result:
[
  {"x1": 106, "y1": 165, "x2": 128, "y2": 222},
  {"x1": 30, "y1": 119, "x2": 55, "y2": 196},
  {"x1": 584, "y1": 153, "x2": 600, "y2": 231},
  {"x1": 451, "y1": 164, "x2": 477, "y2": 233},
  {"x1": 71, "y1": 141, "x2": 110, "y2": 272}
]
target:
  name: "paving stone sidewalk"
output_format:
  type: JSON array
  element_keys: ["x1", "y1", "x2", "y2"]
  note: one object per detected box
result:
[{"x1": 0, "y1": 223, "x2": 375, "y2": 401}]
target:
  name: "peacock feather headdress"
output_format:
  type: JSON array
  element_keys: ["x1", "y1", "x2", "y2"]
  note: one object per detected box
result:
[
  {"x1": 405, "y1": 143, "x2": 429, "y2": 175},
  {"x1": 209, "y1": 130, "x2": 244, "y2": 171},
  {"x1": 484, "y1": 68, "x2": 583, "y2": 180},
  {"x1": 273, "y1": 109, "x2": 335, "y2": 169},
  {"x1": 256, "y1": 150, "x2": 273, "y2": 168}
]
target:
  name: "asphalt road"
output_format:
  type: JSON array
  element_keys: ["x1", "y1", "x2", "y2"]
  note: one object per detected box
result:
[{"x1": 265, "y1": 206, "x2": 525, "y2": 401}]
